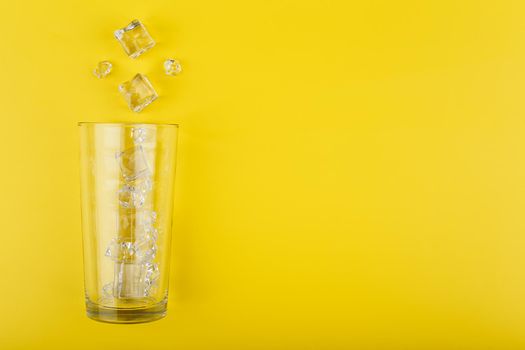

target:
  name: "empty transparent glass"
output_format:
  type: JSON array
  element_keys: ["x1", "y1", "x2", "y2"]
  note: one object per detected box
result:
[{"x1": 79, "y1": 122, "x2": 178, "y2": 323}]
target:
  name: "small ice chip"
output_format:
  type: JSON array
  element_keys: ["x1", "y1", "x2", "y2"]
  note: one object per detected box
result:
[
  {"x1": 164, "y1": 59, "x2": 182, "y2": 76},
  {"x1": 145, "y1": 262, "x2": 160, "y2": 281},
  {"x1": 105, "y1": 239, "x2": 136, "y2": 262},
  {"x1": 102, "y1": 283, "x2": 113, "y2": 297},
  {"x1": 139, "y1": 177, "x2": 153, "y2": 193},
  {"x1": 141, "y1": 262, "x2": 160, "y2": 296},
  {"x1": 119, "y1": 73, "x2": 158, "y2": 112},
  {"x1": 134, "y1": 238, "x2": 157, "y2": 262},
  {"x1": 131, "y1": 127, "x2": 146, "y2": 144},
  {"x1": 93, "y1": 61, "x2": 112, "y2": 79},
  {"x1": 114, "y1": 19, "x2": 156, "y2": 59}
]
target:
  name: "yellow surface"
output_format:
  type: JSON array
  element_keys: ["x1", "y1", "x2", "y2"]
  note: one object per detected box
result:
[{"x1": 1, "y1": 0, "x2": 525, "y2": 348}]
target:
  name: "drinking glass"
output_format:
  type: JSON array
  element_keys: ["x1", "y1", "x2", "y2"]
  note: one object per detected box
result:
[{"x1": 79, "y1": 122, "x2": 178, "y2": 323}]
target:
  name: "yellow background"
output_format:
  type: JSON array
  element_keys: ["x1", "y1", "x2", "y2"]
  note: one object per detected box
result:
[{"x1": 1, "y1": 0, "x2": 525, "y2": 348}]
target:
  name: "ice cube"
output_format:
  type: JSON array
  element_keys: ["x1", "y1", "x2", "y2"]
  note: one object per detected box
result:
[
  {"x1": 118, "y1": 73, "x2": 158, "y2": 112},
  {"x1": 141, "y1": 262, "x2": 160, "y2": 296},
  {"x1": 134, "y1": 238, "x2": 157, "y2": 262},
  {"x1": 118, "y1": 213, "x2": 134, "y2": 232},
  {"x1": 118, "y1": 184, "x2": 145, "y2": 208},
  {"x1": 144, "y1": 262, "x2": 160, "y2": 281},
  {"x1": 114, "y1": 19, "x2": 156, "y2": 59},
  {"x1": 115, "y1": 145, "x2": 150, "y2": 182},
  {"x1": 118, "y1": 184, "x2": 134, "y2": 208},
  {"x1": 105, "y1": 239, "x2": 136, "y2": 262},
  {"x1": 140, "y1": 177, "x2": 153, "y2": 193},
  {"x1": 147, "y1": 227, "x2": 159, "y2": 240},
  {"x1": 164, "y1": 59, "x2": 182, "y2": 76},
  {"x1": 136, "y1": 209, "x2": 156, "y2": 230},
  {"x1": 93, "y1": 61, "x2": 112, "y2": 78},
  {"x1": 131, "y1": 127, "x2": 146, "y2": 144},
  {"x1": 113, "y1": 262, "x2": 142, "y2": 298}
]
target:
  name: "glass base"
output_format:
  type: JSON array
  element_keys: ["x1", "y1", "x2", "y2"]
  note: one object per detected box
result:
[{"x1": 86, "y1": 299, "x2": 167, "y2": 324}]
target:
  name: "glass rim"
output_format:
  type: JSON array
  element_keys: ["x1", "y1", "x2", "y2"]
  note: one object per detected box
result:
[{"x1": 78, "y1": 122, "x2": 179, "y2": 127}]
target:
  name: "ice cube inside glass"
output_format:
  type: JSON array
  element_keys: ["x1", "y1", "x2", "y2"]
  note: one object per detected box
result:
[
  {"x1": 119, "y1": 74, "x2": 158, "y2": 113},
  {"x1": 114, "y1": 19, "x2": 156, "y2": 58},
  {"x1": 115, "y1": 145, "x2": 151, "y2": 181}
]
